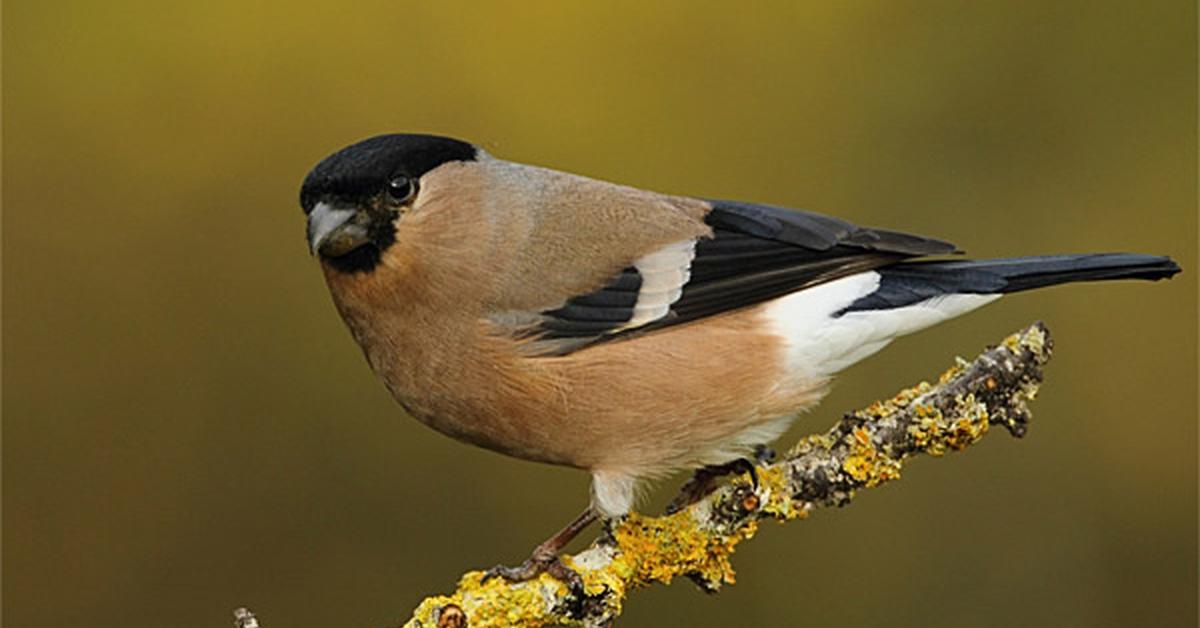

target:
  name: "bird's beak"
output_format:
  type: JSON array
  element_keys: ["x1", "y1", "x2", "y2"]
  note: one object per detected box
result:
[{"x1": 307, "y1": 201, "x2": 369, "y2": 257}]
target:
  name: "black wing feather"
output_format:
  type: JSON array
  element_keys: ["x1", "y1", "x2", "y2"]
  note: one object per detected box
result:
[
  {"x1": 526, "y1": 200, "x2": 957, "y2": 354},
  {"x1": 704, "y1": 200, "x2": 957, "y2": 255},
  {"x1": 534, "y1": 268, "x2": 641, "y2": 338}
]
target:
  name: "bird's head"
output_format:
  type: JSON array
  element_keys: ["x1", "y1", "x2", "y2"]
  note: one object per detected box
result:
[{"x1": 299, "y1": 133, "x2": 478, "y2": 274}]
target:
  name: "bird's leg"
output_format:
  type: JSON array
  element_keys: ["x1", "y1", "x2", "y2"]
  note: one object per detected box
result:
[
  {"x1": 667, "y1": 458, "x2": 760, "y2": 514},
  {"x1": 483, "y1": 507, "x2": 598, "y2": 587}
]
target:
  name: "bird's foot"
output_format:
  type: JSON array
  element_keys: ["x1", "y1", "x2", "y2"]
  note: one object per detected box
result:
[
  {"x1": 482, "y1": 552, "x2": 583, "y2": 590},
  {"x1": 480, "y1": 507, "x2": 596, "y2": 590},
  {"x1": 666, "y1": 457, "x2": 759, "y2": 514}
]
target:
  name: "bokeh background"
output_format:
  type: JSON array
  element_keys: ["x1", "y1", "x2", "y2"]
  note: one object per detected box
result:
[{"x1": 4, "y1": 2, "x2": 1196, "y2": 627}]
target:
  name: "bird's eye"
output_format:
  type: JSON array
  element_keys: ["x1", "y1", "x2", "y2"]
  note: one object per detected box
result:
[{"x1": 387, "y1": 175, "x2": 415, "y2": 203}]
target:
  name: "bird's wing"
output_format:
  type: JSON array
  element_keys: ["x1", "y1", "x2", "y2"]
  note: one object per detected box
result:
[{"x1": 513, "y1": 199, "x2": 957, "y2": 356}]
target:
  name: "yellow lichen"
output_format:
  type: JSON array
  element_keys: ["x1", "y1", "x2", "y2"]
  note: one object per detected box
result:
[
  {"x1": 756, "y1": 465, "x2": 806, "y2": 521},
  {"x1": 786, "y1": 432, "x2": 836, "y2": 458},
  {"x1": 610, "y1": 510, "x2": 756, "y2": 589},
  {"x1": 945, "y1": 394, "x2": 990, "y2": 450},
  {"x1": 841, "y1": 428, "x2": 903, "y2": 486},
  {"x1": 907, "y1": 411, "x2": 945, "y2": 454},
  {"x1": 401, "y1": 571, "x2": 572, "y2": 628},
  {"x1": 407, "y1": 595, "x2": 461, "y2": 628},
  {"x1": 937, "y1": 359, "x2": 969, "y2": 384},
  {"x1": 566, "y1": 552, "x2": 626, "y2": 602},
  {"x1": 904, "y1": 395, "x2": 990, "y2": 457},
  {"x1": 1003, "y1": 323, "x2": 1046, "y2": 356},
  {"x1": 889, "y1": 381, "x2": 932, "y2": 407}
]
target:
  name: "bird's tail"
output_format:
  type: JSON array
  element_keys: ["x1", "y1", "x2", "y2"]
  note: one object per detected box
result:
[
  {"x1": 845, "y1": 253, "x2": 1181, "y2": 312},
  {"x1": 775, "y1": 253, "x2": 1180, "y2": 376}
]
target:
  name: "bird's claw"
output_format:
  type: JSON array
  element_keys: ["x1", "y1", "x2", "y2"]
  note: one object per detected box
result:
[
  {"x1": 666, "y1": 457, "x2": 760, "y2": 514},
  {"x1": 482, "y1": 554, "x2": 584, "y2": 592},
  {"x1": 731, "y1": 458, "x2": 760, "y2": 489}
]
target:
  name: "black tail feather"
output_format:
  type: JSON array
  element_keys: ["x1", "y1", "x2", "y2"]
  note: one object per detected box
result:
[{"x1": 842, "y1": 253, "x2": 1180, "y2": 313}]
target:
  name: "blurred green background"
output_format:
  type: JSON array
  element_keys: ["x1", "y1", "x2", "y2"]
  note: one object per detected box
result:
[{"x1": 4, "y1": 2, "x2": 1196, "y2": 626}]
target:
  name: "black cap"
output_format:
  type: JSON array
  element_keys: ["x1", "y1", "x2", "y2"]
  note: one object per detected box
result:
[{"x1": 300, "y1": 134, "x2": 477, "y2": 213}]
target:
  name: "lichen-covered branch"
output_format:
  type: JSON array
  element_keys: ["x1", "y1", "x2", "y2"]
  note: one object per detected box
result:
[
  {"x1": 233, "y1": 608, "x2": 260, "y2": 628},
  {"x1": 404, "y1": 323, "x2": 1053, "y2": 628}
]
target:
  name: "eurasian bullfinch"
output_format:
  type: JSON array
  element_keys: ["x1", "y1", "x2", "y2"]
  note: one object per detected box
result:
[{"x1": 300, "y1": 133, "x2": 1179, "y2": 582}]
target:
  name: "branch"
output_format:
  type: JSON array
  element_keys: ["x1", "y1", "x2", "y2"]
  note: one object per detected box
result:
[
  {"x1": 403, "y1": 323, "x2": 1053, "y2": 628},
  {"x1": 233, "y1": 608, "x2": 260, "y2": 628}
]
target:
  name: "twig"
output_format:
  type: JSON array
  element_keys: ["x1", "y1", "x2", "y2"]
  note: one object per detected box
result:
[
  {"x1": 233, "y1": 607, "x2": 260, "y2": 628},
  {"x1": 403, "y1": 322, "x2": 1053, "y2": 628}
]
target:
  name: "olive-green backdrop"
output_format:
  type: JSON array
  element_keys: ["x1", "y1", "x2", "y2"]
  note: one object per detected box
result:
[{"x1": 4, "y1": 2, "x2": 1196, "y2": 627}]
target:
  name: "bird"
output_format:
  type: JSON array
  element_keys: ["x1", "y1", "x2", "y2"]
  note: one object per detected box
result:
[{"x1": 299, "y1": 133, "x2": 1179, "y2": 582}]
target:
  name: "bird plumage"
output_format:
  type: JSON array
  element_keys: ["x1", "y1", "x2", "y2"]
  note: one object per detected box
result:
[{"x1": 301, "y1": 132, "x2": 1180, "y2": 544}]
